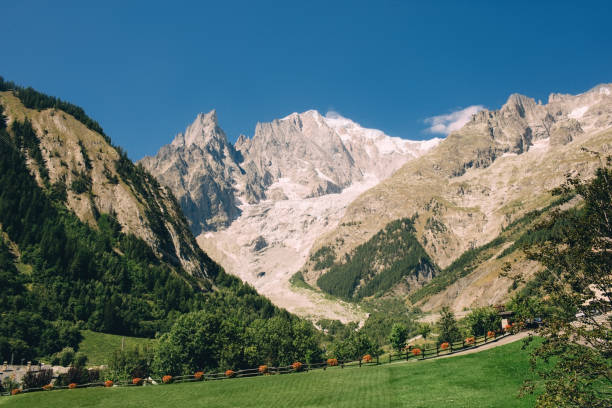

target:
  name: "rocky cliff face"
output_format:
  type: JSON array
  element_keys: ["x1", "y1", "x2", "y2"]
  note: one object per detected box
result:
[{"x1": 141, "y1": 109, "x2": 439, "y2": 233}]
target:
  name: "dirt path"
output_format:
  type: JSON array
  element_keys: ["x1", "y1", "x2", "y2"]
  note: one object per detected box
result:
[{"x1": 434, "y1": 331, "x2": 532, "y2": 359}]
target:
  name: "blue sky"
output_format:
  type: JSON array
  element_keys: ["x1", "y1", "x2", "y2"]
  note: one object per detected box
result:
[{"x1": 2, "y1": 1, "x2": 611, "y2": 159}]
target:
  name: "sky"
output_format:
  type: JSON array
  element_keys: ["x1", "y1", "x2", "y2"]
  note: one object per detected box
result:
[{"x1": 2, "y1": 0, "x2": 611, "y2": 159}]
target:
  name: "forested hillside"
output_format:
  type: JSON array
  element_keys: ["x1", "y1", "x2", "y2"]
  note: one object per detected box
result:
[
  {"x1": 316, "y1": 218, "x2": 437, "y2": 300},
  {"x1": 0, "y1": 78, "x2": 320, "y2": 370}
]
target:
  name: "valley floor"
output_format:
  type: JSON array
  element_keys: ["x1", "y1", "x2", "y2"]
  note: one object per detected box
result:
[{"x1": 1, "y1": 338, "x2": 539, "y2": 408}]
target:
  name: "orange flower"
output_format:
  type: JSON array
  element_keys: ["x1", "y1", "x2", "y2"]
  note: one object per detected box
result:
[
  {"x1": 104, "y1": 380, "x2": 113, "y2": 388},
  {"x1": 225, "y1": 369, "x2": 235, "y2": 378},
  {"x1": 326, "y1": 358, "x2": 338, "y2": 366},
  {"x1": 258, "y1": 365, "x2": 268, "y2": 374},
  {"x1": 440, "y1": 342, "x2": 450, "y2": 350},
  {"x1": 42, "y1": 384, "x2": 53, "y2": 391},
  {"x1": 68, "y1": 383, "x2": 77, "y2": 389},
  {"x1": 194, "y1": 371, "x2": 204, "y2": 381},
  {"x1": 504, "y1": 324, "x2": 512, "y2": 332},
  {"x1": 487, "y1": 331, "x2": 495, "y2": 338},
  {"x1": 362, "y1": 354, "x2": 372, "y2": 363},
  {"x1": 465, "y1": 337, "x2": 475, "y2": 345},
  {"x1": 411, "y1": 348, "x2": 421, "y2": 356},
  {"x1": 132, "y1": 378, "x2": 143, "y2": 386},
  {"x1": 162, "y1": 375, "x2": 173, "y2": 384},
  {"x1": 11, "y1": 389, "x2": 21, "y2": 395},
  {"x1": 291, "y1": 361, "x2": 303, "y2": 371}
]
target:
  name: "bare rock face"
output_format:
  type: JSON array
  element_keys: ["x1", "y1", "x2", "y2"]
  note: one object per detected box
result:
[{"x1": 141, "y1": 109, "x2": 440, "y2": 235}]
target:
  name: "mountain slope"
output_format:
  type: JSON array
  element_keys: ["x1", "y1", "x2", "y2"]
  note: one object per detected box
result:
[
  {"x1": 142, "y1": 110, "x2": 438, "y2": 322},
  {"x1": 305, "y1": 84, "x2": 612, "y2": 311},
  {"x1": 0, "y1": 79, "x2": 320, "y2": 367}
]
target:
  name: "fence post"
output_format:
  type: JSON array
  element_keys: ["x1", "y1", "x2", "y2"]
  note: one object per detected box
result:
[
  {"x1": 389, "y1": 354, "x2": 391, "y2": 364},
  {"x1": 376, "y1": 355, "x2": 379, "y2": 365},
  {"x1": 436, "y1": 345, "x2": 439, "y2": 356},
  {"x1": 341, "y1": 362, "x2": 344, "y2": 369},
  {"x1": 450, "y1": 342, "x2": 453, "y2": 353}
]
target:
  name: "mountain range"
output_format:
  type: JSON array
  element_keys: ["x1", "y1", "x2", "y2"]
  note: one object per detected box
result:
[{"x1": 142, "y1": 83, "x2": 612, "y2": 322}]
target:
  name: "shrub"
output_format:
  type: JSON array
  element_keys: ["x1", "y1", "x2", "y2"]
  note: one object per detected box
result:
[
  {"x1": 104, "y1": 380, "x2": 113, "y2": 387},
  {"x1": 440, "y1": 342, "x2": 450, "y2": 350},
  {"x1": 411, "y1": 348, "x2": 421, "y2": 356},
  {"x1": 42, "y1": 384, "x2": 53, "y2": 391},
  {"x1": 11, "y1": 388, "x2": 21, "y2": 395},
  {"x1": 22, "y1": 368, "x2": 53, "y2": 389},
  {"x1": 487, "y1": 331, "x2": 496, "y2": 338},
  {"x1": 162, "y1": 375, "x2": 173, "y2": 384},
  {"x1": 363, "y1": 354, "x2": 372, "y2": 363},
  {"x1": 87, "y1": 368, "x2": 101, "y2": 383},
  {"x1": 132, "y1": 377, "x2": 143, "y2": 386},
  {"x1": 465, "y1": 337, "x2": 475, "y2": 345},
  {"x1": 258, "y1": 365, "x2": 268, "y2": 374},
  {"x1": 503, "y1": 324, "x2": 512, "y2": 332},
  {"x1": 327, "y1": 358, "x2": 338, "y2": 366},
  {"x1": 58, "y1": 347, "x2": 76, "y2": 367},
  {"x1": 194, "y1": 371, "x2": 204, "y2": 381},
  {"x1": 68, "y1": 383, "x2": 77, "y2": 389},
  {"x1": 225, "y1": 370, "x2": 235, "y2": 378},
  {"x1": 73, "y1": 352, "x2": 88, "y2": 368},
  {"x1": 57, "y1": 366, "x2": 89, "y2": 386},
  {"x1": 292, "y1": 361, "x2": 303, "y2": 371}
]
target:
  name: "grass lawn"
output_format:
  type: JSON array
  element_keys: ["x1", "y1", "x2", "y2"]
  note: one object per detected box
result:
[
  {"x1": 1, "y1": 339, "x2": 539, "y2": 408},
  {"x1": 77, "y1": 330, "x2": 156, "y2": 366}
]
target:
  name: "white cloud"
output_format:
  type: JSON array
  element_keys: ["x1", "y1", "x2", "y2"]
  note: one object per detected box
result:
[{"x1": 424, "y1": 105, "x2": 485, "y2": 135}]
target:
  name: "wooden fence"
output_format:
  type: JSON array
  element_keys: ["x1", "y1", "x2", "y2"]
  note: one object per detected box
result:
[{"x1": 0, "y1": 331, "x2": 511, "y2": 396}]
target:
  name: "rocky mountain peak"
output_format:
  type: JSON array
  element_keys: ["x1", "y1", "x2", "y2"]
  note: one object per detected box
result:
[{"x1": 172, "y1": 109, "x2": 225, "y2": 148}]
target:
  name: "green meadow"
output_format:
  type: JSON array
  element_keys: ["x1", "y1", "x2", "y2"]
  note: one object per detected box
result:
[{"x1": 1, "y1": 339, "x2": 539, "y2": 408}]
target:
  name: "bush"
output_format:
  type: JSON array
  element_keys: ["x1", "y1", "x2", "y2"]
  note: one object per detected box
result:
[
  {"x1": 87, "y1": 368, "x2": 100, "y2": 383},
  {"x1": 291, "y1": 362, "x2": 303, "y2": 372},
  {"x1": 132, "y1": 377, "x2": 143, "y2": 386},
  {"x1": 42, "y1": 384, "x2": 53, "y2": 390},
  {"x1": 22, "y1": 368, "x2": 53, "y2": 389},
  {"x1": 411, "y1": 348, "x2": 421, "y2": 356},
  {"x1": 258, "y1": 365, "x2": 268, "y2": 374},
  {"x1": 193, "y1": 371, "x2": 204, "y2": 381},
  {"x1": 104, "y1": 380, "x2": 113, "y2": 387},
  {"x1": 162, "y1": 375, "x2": 173, "y2": 384},
  {"x1": 68, "y1": 383, "x2": 77, "y2": 389},
  {"x1": 11, "y1": 388, "x2": 21, "y2": 395},
  {"x1": 487, "y1": 331, "x2": 496, "y2": 338},
  {"x1": 57, "y1": 366, "x2": 89, "y2": 386},
  {"x1": 74, "y1": 352, "x2": 88, "y2": 368},
  {"x1": 465, "y1": 337, "x2": 475, "y2": 345},
  {"x1": 225, "y1": 370, "x2": 235, "y2": 378},
  {"x1": 58, "y1": 347, "x2": 76, "y2": 367},
  {"x1": 440, "y1": 342, "x2": 450, "y2": 350},
  {"x1": 363, "y1": 354, "x2": 372, "y2": 363},
  {"x1": 327, "y1": 358, "x2": 338, "y2": 366}
]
